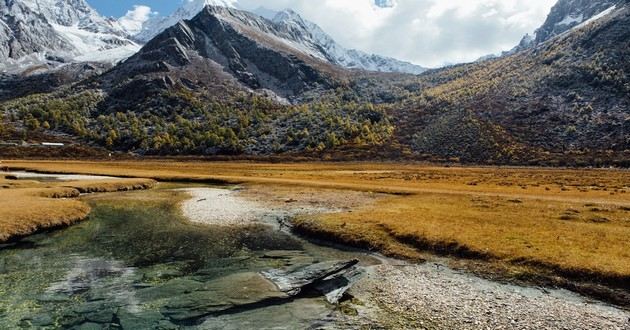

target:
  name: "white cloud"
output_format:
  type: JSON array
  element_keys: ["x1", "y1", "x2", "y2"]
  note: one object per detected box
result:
[
  {"x1": 119, "y1": 5, "x2": 157, "y2": 35},
  {"x1": 234, "y1": 0, "x2": 556, "y2": 67}
]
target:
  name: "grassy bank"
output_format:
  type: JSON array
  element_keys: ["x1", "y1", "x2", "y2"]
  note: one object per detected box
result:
[
  {"x1": 293, "y1": 193, "x2": 630, "y2": 283},
  {"x1": 3, "y1": 160, "x2": 630, "y2": 296},
  {"x1": 0, "y1": 174, "x2": 156, "y2": 242}
]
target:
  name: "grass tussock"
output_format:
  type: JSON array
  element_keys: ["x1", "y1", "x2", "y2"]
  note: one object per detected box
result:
[{"x1": 0, "y1": 176, "x2": 156, "y2": 243}]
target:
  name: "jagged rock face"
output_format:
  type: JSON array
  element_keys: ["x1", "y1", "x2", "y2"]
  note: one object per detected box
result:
[
  {"x1": 270, "y1": 9, "x2": 426, "y2": 74},
  {"x1": 135, "y1": 0, "x2": 238, "y2": 43},
  {"x1": 19, "y1": 0, "x2": 123, "y2": 34},
  {"x1": 534, "y1": 0, "x2": 619, "y2": 44},
  {"x1": 512, "y1": 0, "x2": 621, "y2": 52},
  {"x1": 0, "y1": 0, "x2": 139, "y2": 73},
  {"x1": 137, "y1": 2, "x2": 425, "y2": 75},
  {"x1": 0, "y1": 1, "x2": 71, "y2": 60},
  {"x1": 107, "y1": 6, "x2": 340, "y2": 99}
]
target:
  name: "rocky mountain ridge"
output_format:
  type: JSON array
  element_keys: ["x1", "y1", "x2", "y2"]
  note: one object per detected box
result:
[
  {"x1": 0, "y1": 0, "x2": 139, "y2": 73},
  {"x1": 135, "y1": 0, "x2": 426, "y2": 74},
  {"x1": 513, "y1": 0, "x2": 621, "y2": 51}
]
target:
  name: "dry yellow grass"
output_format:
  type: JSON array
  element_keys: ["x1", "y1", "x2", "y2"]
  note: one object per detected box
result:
[
  {"x1": 294, "y1": 194, "x2": 630, "y2": 281},
  {"x1": 0, "y1": 175, "x2": 156, "y2": 242},
  {"x1": 3, "y1": 160, "x2": 630, "y2": 283},
  {"x1": 0, "y1": 187, "x2": 89, "y2": 242}
]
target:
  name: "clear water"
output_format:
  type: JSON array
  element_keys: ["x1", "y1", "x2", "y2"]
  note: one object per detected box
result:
[{"x1": 0, "y1": 187, "x2": 371, "y2": 329}]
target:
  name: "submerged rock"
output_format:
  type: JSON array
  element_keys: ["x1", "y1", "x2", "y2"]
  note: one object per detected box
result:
[
  {"x1": 162, "y1": 272, "x2": 288, "y2": 321},
  {"x1": 261, "y1": 259, "x2": 360, "y2": 296},
  {"x1": 161, "y1": 259, "x2": 363, "y2": 323}
]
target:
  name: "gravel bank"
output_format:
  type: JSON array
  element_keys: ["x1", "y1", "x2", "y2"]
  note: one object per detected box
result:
[
  {"x1": 347, "y1": 261, "x2": 630, "y2": 330},
  {"x1": 179, "y1": 188, "x2": 269, "y2": 226}
]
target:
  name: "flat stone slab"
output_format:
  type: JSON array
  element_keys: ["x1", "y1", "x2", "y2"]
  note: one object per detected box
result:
[
  {"x1": 261, "y1": 259, "x2": 359, "y2": 295},
  {"x1": 161, "y1": 259, "x2": 363, "y2": 322}
]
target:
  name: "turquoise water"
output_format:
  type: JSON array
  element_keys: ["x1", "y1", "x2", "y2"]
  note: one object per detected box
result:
[{"x1": 0, "y1": 188, "x2": 366, "y2": 329}]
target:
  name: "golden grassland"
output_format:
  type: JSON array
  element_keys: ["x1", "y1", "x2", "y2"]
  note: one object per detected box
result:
[
  {"x1": 3, "y1": 160, "x2": 630, "y2": 285},
  {"x1": 0, "y1": 174, "x2": 156, "y2": 242}
]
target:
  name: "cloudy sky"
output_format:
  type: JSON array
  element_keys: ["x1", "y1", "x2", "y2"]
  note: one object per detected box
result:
[{"x1": 89, "y1": 0, "x2": 557, "y2": 68}]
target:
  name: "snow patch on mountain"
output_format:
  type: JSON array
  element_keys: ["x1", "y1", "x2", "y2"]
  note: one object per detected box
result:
[
  {"x1": 0, "y1": 0, "x2": 139, "y2": 73},
  {"x1": 504, "y1": 0, "x2": 620, "y2": 57},
  {"x1": 556, "y1": 14, "x2": 584, "y2": 26},
  {"x1": 135, "y1": 0, "x2": 237, "y2": 43},
  {"x1": 138, "y1": 4, "x2": 425, "y2": 74},
  {"x1": 573, "y1": 5, "x2": 618, "y2": 30},
  {"x1": 51, "y1": 23, "x2": 140, "y2": 63}
]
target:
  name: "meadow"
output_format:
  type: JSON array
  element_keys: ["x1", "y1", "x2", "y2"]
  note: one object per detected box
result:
[{"x1": 3, "y1": 160, "x2": 630, "y2": 299}]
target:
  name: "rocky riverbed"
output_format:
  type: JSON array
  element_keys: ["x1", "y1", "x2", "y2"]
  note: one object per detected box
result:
[{"x1": 342, "y1": 261, "x2": 630, "y2": 329}]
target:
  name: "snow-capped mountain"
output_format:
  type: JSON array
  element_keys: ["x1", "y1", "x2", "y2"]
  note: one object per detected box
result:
[
  {"x1": 135, "y1": 0, "x2": 237, "y2": 43},
  {"x1": 270, "y1": 9, "x2": 425, "y2": 74},
  {"x1": 513, "y1": 0, "x2": 620, "y2": 51},
  {"x1": 0, "y1": 0, "x2": 139, "y2": 73},
  {"x1": 136, "y1": 1, "x2": 425, "y2": 74}
]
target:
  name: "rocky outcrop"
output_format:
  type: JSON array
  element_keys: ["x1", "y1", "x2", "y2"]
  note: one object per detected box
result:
[
  {"x1": 0, "y1": 0, "x2": 138, "y2": 73},
  {"x1": 534, "y1": 0, "x2": 619, "y2": 44},
  {"x1": 512, "y1": 0, "x2": 620, "y2": 52},
  {"x1": 0, "y1": 1, "x2": 71, "y2": 61}
]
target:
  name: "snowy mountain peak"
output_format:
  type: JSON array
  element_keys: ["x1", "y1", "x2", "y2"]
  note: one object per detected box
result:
[
  {"x1": 135, "y1": 0, "x2": 236, "y2": 43},
  {"x1": 0, "y1": 0, "x2": 139, "y2": 73},
  {"x1": 269, "y1": 8, "x2": 426, "y2": 74},
  {"x1": 511, "y1": 0, "x2": 620, "y2": 52},
  {"x1": 272, "y1": 9, "x2": 303, "y2": 23},
  {"x1": 183, "y1": 0, "x2": 237, "y2": 15},
  {"x1": 19, "y1": 0, "x2": 126, "y2": 35},
  {"x1": 533, "y1": 0, "x2": 619, "y2": 44},
  {"x1": 136, "y1": 3, "x2": 424, "y2": 74}
]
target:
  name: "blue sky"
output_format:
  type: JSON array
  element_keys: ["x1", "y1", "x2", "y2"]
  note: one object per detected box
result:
[{"x1": 86, "y1": 1, "x2": 179, "y2": 17}]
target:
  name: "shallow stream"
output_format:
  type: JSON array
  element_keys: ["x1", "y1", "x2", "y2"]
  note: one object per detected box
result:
[{"x1": 0, "y1": 184, "x2": 376, "y2": 329}]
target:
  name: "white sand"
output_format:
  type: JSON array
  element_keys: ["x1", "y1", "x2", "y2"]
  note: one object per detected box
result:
[{"x1": 179, "y1": 188, "x2": 269, "y2": 226}]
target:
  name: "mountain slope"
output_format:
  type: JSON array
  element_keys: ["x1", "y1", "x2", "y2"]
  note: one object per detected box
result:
[
  {"x1": 269, "y1": 9, "x2": 426, "y2": 74},
  {"x1": 1, "y1": 1, "x2": 629, "y2": 166},
  {"x1": 137, "y1": 1, "x2": 425, "y2": 74},
  {"x1": 393, "y1": 2, "x2": 630, "y2": 164},
  {"x1": 514, "y1": 0, "x2": 620, "y2": 51},
  {"x1": 0, "y1": 0, "x2": 139, "y2": 73},
  {"x1": 101, "y1": 6, "x2": 344, "y2": 104},
  {"x1": 135, "y1": 0, "x2": 237, "y2": 43}
]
